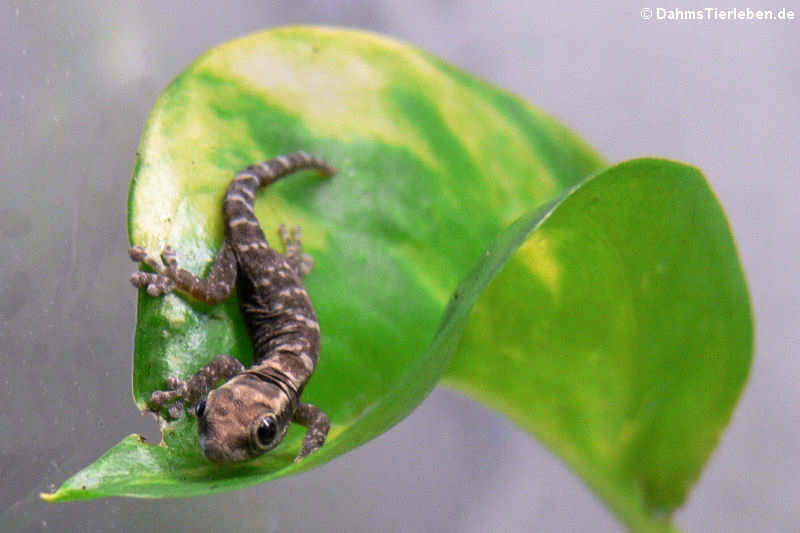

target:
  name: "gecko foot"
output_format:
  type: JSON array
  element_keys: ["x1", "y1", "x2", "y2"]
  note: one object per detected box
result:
[
  {"x1": 148, "y1": 376, "x2": 189, "y2": 420},
  {"x1": 292, "y1": 403, "x2": 330, "y2": 462},
  {"x1": 129, "y1": 245, "x2": 178, "y2": 296},
  {"x1": 278, "y1": 224, "x2": 313, "y2": 277}
]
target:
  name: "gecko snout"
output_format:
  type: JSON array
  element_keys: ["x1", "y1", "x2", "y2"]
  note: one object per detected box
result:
[{"x1": 199, "y1": 437, "x2": 232, "y2": 463}]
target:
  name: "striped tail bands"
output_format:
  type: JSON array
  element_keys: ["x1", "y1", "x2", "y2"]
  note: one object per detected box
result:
[{"x1": 223, "y1": 151, "x2": 336, "y2": 239}]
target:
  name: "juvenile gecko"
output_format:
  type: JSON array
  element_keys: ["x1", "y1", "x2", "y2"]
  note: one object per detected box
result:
[{"x1": 128, "y1": 151, "x2": 335, "y2": 463}]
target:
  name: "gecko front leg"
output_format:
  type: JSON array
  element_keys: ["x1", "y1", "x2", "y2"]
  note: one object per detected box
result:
[
  {"x1": 292, "y1": 403, "x2": 330, "y2": 461},
  {"x1": 148, "y1": 354, "x2": 246, "y2": 419}
]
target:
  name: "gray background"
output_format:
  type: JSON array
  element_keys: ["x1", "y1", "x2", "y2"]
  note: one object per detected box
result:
[{"x1": 1, "y1": 1, "x2": 797, "y2": 532}]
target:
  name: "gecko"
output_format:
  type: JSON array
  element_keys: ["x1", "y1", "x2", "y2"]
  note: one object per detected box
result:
[{"x1": 128, "y1": 151, "x2": 335, "y2": 463}]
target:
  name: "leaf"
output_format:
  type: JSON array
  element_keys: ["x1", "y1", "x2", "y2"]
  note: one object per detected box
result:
[
  {"x1": 444, "y1": 158, "x2": 753, "y2": 532},
  {"x1": 43, "y1": 28, "x2": 752, "y2": 533},
  {"x1": 42, "y1": 26, "x2": 604, "y2": 502}
]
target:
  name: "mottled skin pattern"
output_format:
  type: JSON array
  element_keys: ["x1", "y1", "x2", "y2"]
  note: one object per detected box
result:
[{"x1": 129, "y1": 152, "x2": 334, "y2": 463}]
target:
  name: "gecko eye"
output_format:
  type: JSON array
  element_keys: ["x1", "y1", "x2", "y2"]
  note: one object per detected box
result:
[
  {"x1": 195, "y1": 400, "x2": 206, "y2": 418},
  {"x1": 254, "y1": 415, "x2": 278, "y2": 449}
]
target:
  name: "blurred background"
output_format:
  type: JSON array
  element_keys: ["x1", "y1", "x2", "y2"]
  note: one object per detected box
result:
[{"x1": 1, "y1": 1, "x2": 797, "y2": 531}]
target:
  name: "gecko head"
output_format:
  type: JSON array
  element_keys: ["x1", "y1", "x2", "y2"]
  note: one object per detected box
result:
[{"x1": 194, "y1": 375, "x2": 292, "y2": 463}]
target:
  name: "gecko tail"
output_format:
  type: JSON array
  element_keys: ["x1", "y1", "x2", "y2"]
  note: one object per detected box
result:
[
  {"x1": 240, "y1": 151, "x2": 336, "y2": 189},
  {"x1": 222, "y1": 152, "x2": 336, "y2": 242}
]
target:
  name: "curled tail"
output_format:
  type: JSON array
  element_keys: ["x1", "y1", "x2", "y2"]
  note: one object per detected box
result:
[{"x1": 223, "y1": 151, "x2": 336, "y2": 243}]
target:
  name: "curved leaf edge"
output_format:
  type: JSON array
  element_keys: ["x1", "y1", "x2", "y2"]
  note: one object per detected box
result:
[
  {"x1": 39, "y1": 159, "x2": 572, "y2": 503},
  {"x1": 442, "y1": 157, "x2": 752, "y2": 533},
  {"x1": 43, "y1": 26, "x2": 608, "y2": 502},
  {"x1": 42, "y1": 156, "x2": 750, "y2": 519}
]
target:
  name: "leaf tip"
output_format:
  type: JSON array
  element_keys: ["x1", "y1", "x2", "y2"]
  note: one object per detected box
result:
[
  {"x1": 39, "y1": 485, "x2": 79, "y2": 503},
  {"x1": 39, "y1": 491, "x2": 58, "y2": 503}
]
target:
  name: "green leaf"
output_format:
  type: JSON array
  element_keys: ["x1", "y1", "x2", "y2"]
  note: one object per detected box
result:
[
  {"x1": 42, "y1": 26, "x2": 603, "y2": 501},
  {"x1": 444, "y1": 158, "x2": 752, "y2": 532},
  {"x1": 43, "y1": 28, "x2": 752, "y2": 533}
]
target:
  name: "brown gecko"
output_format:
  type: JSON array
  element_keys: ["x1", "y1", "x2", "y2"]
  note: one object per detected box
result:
[{"x1": 128, "y1": 151, "x2": 335, "y2": 463}]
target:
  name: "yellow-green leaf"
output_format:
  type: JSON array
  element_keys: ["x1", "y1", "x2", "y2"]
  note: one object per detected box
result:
[
  {"x1": 42, "y1": 27, "x2": 752, "y2": 533},
  {"x1": 42, "y1": 26, "x2": 603, "y2": 502},
  {"x1": 445, "y1": 159, "x2": 752, "y2": 531}
]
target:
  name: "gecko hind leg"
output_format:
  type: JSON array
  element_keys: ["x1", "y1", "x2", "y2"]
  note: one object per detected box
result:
[
  {"x1": 129, "y1": 245, "x2": 177, "y2": 296},
  {"x1": 278, "y1": 224, "x2": 313, "y2": 277},
  {"x1": 129, "y1": 240, "x2": 237, "y2": 304}
]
